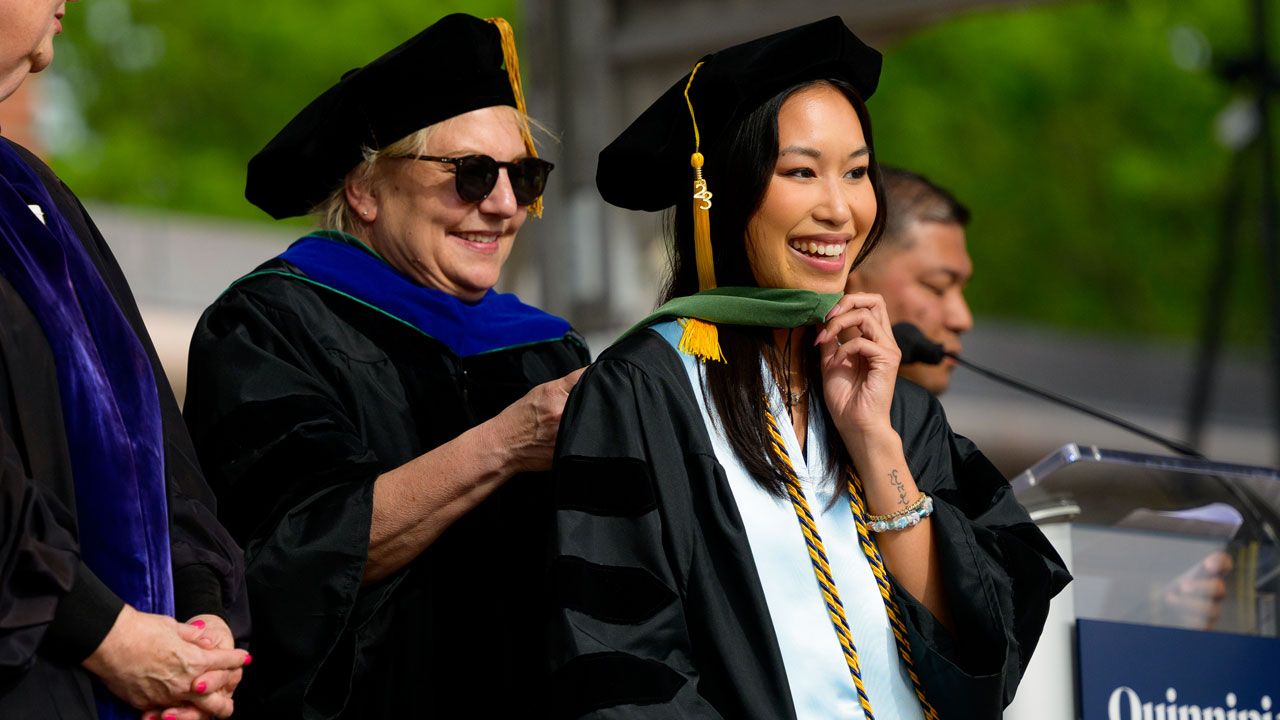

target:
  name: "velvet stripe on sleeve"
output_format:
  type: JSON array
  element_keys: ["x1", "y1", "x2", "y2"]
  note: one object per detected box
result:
[
  {"x1": 547, "y1": 329, "x2": 1070, "y2": 719},
  {"x1": 550, "y1": 331, "x2": 799, "y2": 719}
]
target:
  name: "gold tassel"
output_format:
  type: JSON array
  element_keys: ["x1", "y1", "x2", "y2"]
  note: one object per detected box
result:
[
  {"x1": 691, "y1": 152, "x2": 715, "y2": 291},
  {"x1": 486, "y1": 17, "x2": 544, "y2": 218},
  {"x1": 679, "y1": 62, "x2": 724, "y2": 363},
  {"x1": 678, "y1": 317, "x2": 725, "y2": 363}
]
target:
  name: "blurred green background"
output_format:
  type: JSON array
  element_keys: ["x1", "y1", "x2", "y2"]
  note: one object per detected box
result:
[{"x1": 43, "y1": 0, "x2": 1277, "y2": 349}]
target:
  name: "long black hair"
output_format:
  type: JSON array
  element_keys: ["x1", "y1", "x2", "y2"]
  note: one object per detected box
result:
[{"x1": 660, "y1": 78, "x2": 887, "y2": 497}]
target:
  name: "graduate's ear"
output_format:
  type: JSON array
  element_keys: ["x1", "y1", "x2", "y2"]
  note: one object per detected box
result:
[{"x1": 344, "y1": 170, "x2": 378, "y2": 223}]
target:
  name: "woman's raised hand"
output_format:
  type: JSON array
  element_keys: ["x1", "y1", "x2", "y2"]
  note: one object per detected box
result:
[
  {"x1": 814, "y1": 292, "x2": 901, "y2": 445},
  {"x1": 816, "y1": 294, "x2": 953, "y2": 623},
  {"x1": 495, "y1": 367, "x2": 586, "y2": 474},
  {"x1": 82, "y1": 605, "x2": 250, "y2": 719}
]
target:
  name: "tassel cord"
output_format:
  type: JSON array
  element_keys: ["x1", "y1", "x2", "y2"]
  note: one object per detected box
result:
[
  {"x1": 486, "y1": 17, "x2": 544, "y2": 218},
  {"x1": 684, "y1": 61, "x2": 716, "y2": 291}
]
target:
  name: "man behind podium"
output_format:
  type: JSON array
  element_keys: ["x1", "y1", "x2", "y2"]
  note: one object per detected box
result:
[
  {"x1": 848, "y1": 166, "x2": 1234, "y2": 629},
  {"x1": 846, "y1": 166, "x2": 973, "y2": 396}
]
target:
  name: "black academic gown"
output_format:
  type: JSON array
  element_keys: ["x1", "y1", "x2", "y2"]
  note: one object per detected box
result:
[
  {"x1": 0, "y1": 140, "x2": 247, "y2": 718},
  {"x1": 183, "y1": 260, "x2": 589, "y2": 720},
  {"x1": 548, "y1": 328, "x2": 1071, "y2": 720}
]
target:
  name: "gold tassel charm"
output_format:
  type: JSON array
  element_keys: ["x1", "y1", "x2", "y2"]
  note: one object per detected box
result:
[
  {"x1": 691, "y1": 151, "x2": 716, "y2": 292},
  {"x1": 486, "y1": 17, "x2": 545, "y2": 218},
  {"x1": 678, "y1": 317, "x2": 725, "y2": 363}
]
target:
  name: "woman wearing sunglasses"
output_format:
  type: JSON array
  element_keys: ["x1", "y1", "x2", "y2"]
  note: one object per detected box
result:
[
  {"x1": 548, "y1": 17, "x2": 1068, "y2": 719},
  {"x1": 182, "y1": 14, "x2": 587, "y2": 719}
]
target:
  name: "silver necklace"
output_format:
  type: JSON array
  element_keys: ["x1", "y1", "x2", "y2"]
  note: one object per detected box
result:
[
  {"x1": 775, "y1": 377, "x2": 808, "y2": 406},
  {"x1": 767, "y1": 338, "x2": 808, "y2": 408}
]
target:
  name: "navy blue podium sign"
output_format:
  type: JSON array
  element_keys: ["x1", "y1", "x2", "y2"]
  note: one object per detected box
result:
[{"x1": 1078, "y1": 618, "x2": 1280, "y2": 720}]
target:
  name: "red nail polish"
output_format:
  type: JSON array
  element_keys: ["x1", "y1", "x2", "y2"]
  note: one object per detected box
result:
[
  {"x1": 191, "y1": 619, "x2": 205, "y2": 629},
  {"x1": 243, "y1": 653, "x2": 253, "y2": 666},
  {"x1": 196, "y1": 681, "x2": 207, "y2": 693},
  {"x1": 164, "y1": 715, "x2": 177, "y2": 720}
]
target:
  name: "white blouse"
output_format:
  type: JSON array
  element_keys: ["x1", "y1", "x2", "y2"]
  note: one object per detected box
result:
[{"x1": 654, "y1": 321, "x2": 926, "y2": 720}]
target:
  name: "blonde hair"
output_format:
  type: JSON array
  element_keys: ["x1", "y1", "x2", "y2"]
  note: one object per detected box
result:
[
  {"x1": 310, "y1": 106, "x2": 552, "y2": 236},
  {"x1": 311, "y1": 125, "x2": 436, "y2": 237}
]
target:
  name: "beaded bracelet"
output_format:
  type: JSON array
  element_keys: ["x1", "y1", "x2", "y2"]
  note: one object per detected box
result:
[{"x1": 867, "y1": 493, "x2": 934, "y2": 533}]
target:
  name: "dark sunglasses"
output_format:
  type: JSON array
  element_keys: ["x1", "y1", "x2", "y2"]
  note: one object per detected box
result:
[{"x1": 400, "y1": 154, "x2": 554, "y2": 206}]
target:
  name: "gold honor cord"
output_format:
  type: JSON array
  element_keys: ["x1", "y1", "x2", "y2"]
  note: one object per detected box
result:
[
  {"x1": 763, "y1": 407, "x2": 939, "y2": 720},
  {"x1": 677, "y1": 61, "x2": 726, "y2": 363},
  {"x1": 486, "y1": 17, "x2": 544, "y2": 218}
]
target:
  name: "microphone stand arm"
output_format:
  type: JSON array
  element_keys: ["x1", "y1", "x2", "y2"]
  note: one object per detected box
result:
[
  {"x1": 947, "y1": 353, "x2": 1204, "y2": 458},
  {"x1": 950, "y1": 350, "x2": 1280, "y2": 583}
]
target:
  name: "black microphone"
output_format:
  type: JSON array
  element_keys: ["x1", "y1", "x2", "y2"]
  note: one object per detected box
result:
[
  {"x1": 891, "y1": 322, "x2": 1204, "y2": 458},
  {"x1": 893, "y1": 322, "x2": 947, "y2": 365}
]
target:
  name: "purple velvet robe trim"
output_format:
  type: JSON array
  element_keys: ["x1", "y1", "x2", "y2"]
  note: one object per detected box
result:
[{"x1": 0, "y1": 142, "x2": 172, "y2": 719}]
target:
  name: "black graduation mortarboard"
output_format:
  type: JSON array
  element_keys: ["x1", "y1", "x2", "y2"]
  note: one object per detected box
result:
[
  {"x1": 247, "y1": 14, "x2": 532, "y2": 220},
  {"x1": 596, "y1": 16, "x2": 882, "y2": 361},
  {"x1": 596, "y1": 16, "x2": 881, "y2": 213}
]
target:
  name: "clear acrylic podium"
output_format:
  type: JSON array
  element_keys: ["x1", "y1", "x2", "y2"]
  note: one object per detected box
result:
[{"x1": 1003, "y1": 444, "x2": 1280, "y2": 720}]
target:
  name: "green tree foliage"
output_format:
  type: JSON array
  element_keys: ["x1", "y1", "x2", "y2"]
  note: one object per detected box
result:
[
  {"x1": 872, "y1": 0, "x2": 1277, "y2": 346},
  {"x1": 48, "y1": 0, "x2": 515, "y2": 221},
  {"x1": 44, "y1": 0, "x2": 1278, "y2": 346}
]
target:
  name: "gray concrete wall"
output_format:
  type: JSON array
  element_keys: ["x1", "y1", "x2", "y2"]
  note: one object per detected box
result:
[{"x1": 86, "y1": 202, "x2": 296, "y2": 402}]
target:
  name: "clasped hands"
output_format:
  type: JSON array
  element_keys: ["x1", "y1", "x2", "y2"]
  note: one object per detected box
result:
[{"x1": 83, "y1": 605, "x2": 250, "y2": 720}]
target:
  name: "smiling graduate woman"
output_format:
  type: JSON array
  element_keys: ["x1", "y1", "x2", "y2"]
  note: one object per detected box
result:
[
  {"x1": 181, "y1": 13, "x2": 588, "y2": 720},
  {"x1": 1, "y1": 2, "x2": 251, "y2": 720},
  {"x1": 547, "y1": 17, "x2": 1070, "y2": 720}
]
